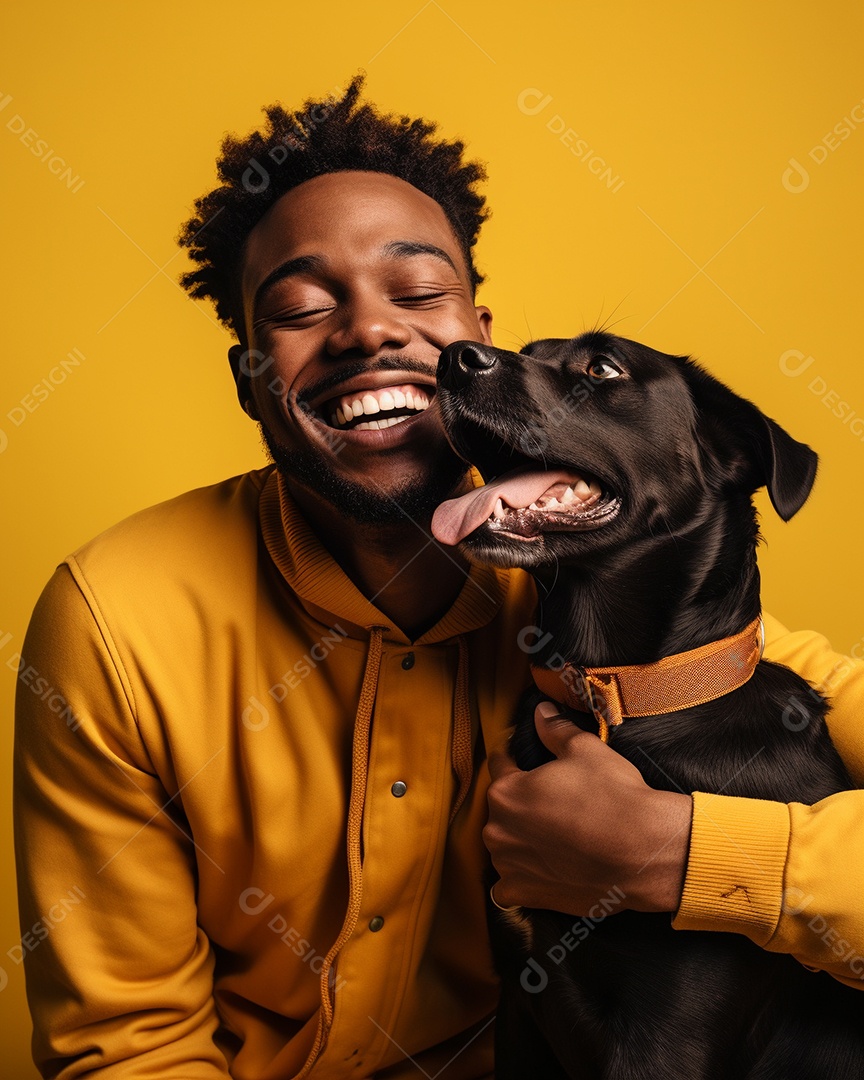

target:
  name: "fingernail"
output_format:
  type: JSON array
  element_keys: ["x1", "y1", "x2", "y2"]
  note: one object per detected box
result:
[{"x1": 536, "y1": 701, "x2": 561, "y2": 719}]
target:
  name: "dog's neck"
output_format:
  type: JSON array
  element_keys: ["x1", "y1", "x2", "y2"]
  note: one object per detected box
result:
[{"x1": 529, "y1": 499, "x2": 762, "y2": 669}]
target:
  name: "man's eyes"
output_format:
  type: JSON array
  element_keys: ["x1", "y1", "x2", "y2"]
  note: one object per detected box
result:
[
  {"x1": 253, "y1": 305, "x2": 333, "y2": 329},
  {"x1": 273, "y1": 305, "x2": 334, "y2": 322},
  {"x1": 260, "y1": 289, "x2": 450, "y2": 325},
  {"x1": 392, "y1": 290, "x2": 448, "y2": 303}
]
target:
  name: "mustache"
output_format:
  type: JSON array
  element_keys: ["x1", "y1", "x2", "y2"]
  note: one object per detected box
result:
[{"x1": 296, "y1": 354, "x2": 439, "y2": 408}]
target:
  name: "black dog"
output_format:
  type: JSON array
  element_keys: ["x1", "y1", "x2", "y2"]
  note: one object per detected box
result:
[{"x1": 431, "y1": 332, "x2": 864, "y2": 1080}]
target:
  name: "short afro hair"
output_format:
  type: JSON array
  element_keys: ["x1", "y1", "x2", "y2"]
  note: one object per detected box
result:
[{"x1": 177, "y1": 73, "x2": 489, "y2": 341}]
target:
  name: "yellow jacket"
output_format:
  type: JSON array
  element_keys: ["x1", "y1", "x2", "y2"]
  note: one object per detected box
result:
[{"x1": 12, "y1": 464, "x2": 864, "y2": 1079}]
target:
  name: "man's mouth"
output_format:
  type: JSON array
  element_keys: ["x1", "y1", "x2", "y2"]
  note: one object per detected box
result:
[{"x1": 314, "y1": 382, "x2": 434, "y2": 431}]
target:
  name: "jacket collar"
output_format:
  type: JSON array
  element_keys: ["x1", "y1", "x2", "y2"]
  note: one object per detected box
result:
[{"x1": 258, "y1": 465, "x2": 511, "y2": 645}]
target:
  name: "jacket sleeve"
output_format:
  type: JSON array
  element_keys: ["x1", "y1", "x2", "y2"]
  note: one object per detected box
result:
[
  {"x1": 12, "y1": 564, "x2": 231, "y2": 1078},
  {"x1": 672, "y1": 611, "x2": 864, "y2": 989}
]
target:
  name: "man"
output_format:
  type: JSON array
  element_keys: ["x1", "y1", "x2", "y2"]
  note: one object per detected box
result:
[{"x1": 13, "y1": 75, "x2": 864, "y2": 1079}]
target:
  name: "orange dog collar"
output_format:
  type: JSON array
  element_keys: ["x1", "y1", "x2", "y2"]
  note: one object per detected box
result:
[{"x1": 530, "y1": 617, "x2": 765, "y2": 743}]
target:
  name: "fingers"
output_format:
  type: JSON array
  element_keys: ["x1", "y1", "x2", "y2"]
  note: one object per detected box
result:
[
  {"x1": 533, "y1": 699, "x2": 598, "y2": 757},
  {"x1": 487, "y1": 747, "x2": 520, "y2": 782}
]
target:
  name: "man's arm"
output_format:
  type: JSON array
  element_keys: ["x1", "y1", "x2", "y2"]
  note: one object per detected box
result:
[
  {"x1": 673, "y1": 612, "x2": 864, "y2": 988},
  {"x1": 13, "y1": 565, "x2": 231, "y2": 1078},
  {"x1": 484, "y1": 612, "x2": 864, "y2": 989}
]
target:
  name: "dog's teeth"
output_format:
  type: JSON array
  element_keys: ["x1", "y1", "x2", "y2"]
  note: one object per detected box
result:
[
  {"x1": 529, "y1": 502, "x2": 539, "y2": 510},
  {"x1": 562, "y1": 485, "x2": 576, "y2": 505},
  {"x1": 588, "y1": 480, "x2": 602, "y2": 497},
  {"x1": 547, "y1": 497, "x2": 561, "y2": 508},
  {"x1": 574, "y1": 479, "x2": 592, "y2": 500},
  {"x1": 493, "y1": 497, "x2": 505, "y2": 521}
]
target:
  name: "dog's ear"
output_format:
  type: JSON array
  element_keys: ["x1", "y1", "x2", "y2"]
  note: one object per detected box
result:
[
  {"x1": 683, "y1": 360, "x2": 818, "y2": 521},
  {"x1": 755, "y1": 416, "x2": 819, "y2": 520}
]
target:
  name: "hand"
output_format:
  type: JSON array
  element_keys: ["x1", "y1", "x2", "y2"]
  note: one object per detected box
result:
[{"x1": 483, "y1": 701, "x2": 693, "y2": 915}]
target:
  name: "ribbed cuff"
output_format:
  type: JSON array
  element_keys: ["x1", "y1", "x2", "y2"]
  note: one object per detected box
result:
[{"x1": 672, "y1": 791, "x2": 791, "y2": 945}]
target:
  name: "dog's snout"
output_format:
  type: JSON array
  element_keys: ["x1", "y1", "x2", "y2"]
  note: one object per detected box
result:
[
  {"x1": 459, "y1": 345, "x2": 497, "y2": 371},
  {"x1": 438, "y1": 341, "x2": 498, "y2": 390}
]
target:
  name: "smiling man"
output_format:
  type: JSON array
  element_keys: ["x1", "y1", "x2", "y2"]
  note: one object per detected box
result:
[
  {"x1": 233, "y1": 168, "x2": 493, "y2": 640},
  {"x1": 13, "y1": 75, "x2": 864, "y2": 1080}
]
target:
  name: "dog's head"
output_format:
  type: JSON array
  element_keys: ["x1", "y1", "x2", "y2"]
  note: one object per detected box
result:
[{"x1": 431, "y1": 331, "x2": 817, "y2": 570}]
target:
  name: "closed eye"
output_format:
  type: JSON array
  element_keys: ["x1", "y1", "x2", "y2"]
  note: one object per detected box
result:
[
  {"x1": 253, "y1": 305, "x2": 335, "y2": 328},
  {"x1": 392, "y1": 291, "x2": 448, "y2": 303}
]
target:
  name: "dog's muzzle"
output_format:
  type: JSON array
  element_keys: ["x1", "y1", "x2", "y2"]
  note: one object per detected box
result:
[{"x1": 438, "y1": 342, "x2": 499, "y2": 391}]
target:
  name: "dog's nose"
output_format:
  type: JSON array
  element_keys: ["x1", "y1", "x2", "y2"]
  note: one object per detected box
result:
[{"x1": 438, "y1": 341, "x2": 498, "y2": 390}]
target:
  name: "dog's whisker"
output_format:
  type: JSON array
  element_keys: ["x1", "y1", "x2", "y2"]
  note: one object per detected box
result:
[
  {"x1": 492, "y1": 324, "x2": 529, "y2": 351},
  {"x1": 522, "y1": 306, "x2": 533, "y2": 345},
  {"x1": 594, "y1": 292, "x2": 635, "y2": 335},
  {"x1": 657, "y1": 512, "x2": 680, "y2": 549}
]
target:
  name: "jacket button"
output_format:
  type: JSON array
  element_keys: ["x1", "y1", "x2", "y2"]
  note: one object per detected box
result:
[
  {"x1": 391, "y1": 781, "x2": 407, "y2": 798},
  {"x1": 401, "y1": 652, "x2": 415, "y2": 670},
  {"x1": 369, "y1": 916, "x2": 385, "y2": 932}
]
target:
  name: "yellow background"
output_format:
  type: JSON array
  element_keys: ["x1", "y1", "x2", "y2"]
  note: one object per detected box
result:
[{"x1": 1, "y1": 0, "x2": 862, "y2": 1070}]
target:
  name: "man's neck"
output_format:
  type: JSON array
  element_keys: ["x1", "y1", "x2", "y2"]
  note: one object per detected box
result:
[{"x1": 287, "y1": 483, "x2": 474, "y2": 641}]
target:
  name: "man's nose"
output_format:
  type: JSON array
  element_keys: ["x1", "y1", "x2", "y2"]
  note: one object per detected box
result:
[{"x1": 324, "y1": 296, "x2": 412, "y2": 356}]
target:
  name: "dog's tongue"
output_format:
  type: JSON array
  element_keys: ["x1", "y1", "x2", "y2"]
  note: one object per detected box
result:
[{"x1": 432, "y1": 467, "x2": 578, "y2": 546}]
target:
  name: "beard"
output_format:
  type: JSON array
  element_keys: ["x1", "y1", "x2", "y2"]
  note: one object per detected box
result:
[{"x1": 258, "y1": 420, "x2": 471, "y2": 526}]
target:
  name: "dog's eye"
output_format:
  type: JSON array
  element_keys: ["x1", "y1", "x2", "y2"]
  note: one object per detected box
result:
[{"x1": 587, "y1": 357, "x2": 622, "y2": 380}]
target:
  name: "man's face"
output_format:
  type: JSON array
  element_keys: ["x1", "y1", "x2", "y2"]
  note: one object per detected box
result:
[{"x1": 233, "y1": 170, "x2": 493, "y2": 525}]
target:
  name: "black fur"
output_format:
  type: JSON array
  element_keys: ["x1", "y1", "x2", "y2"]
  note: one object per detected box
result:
[{"x1": 435, "y1": 332, "x2": 863, "y2": 1079}]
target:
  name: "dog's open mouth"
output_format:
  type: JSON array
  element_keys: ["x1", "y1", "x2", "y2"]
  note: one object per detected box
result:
[{"x1": 431, "y1": 465, "x2": 621, "y2": 546}]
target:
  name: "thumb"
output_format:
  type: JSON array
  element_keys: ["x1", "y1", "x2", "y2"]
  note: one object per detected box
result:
[{"x1": 534, "y1": 699, "x2": 588, "y2": 757}]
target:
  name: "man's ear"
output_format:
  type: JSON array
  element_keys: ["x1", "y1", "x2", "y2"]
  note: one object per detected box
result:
[
  {"x1": 227, "y1": 344, "x2": 260, "y2": 421},
  {"x1": 684, "y1": 359, "x2": 818, "y2": 521},
  {"x1": 475, "y1": 305, "x2": 493, "y2": 346}
]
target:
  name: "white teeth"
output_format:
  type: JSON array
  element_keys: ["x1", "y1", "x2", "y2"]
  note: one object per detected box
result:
[
  {"x1": 352, "y1": 416, "x2": 409, "y2": 431},
  {"x1": 493, "y1": 497, "x2": 505, "y2": 521},
  {"x1": 574, "y1": 479, "x2": 591, "y2": 500},
  {"x1": 328, "y1": 385, "x2": 434, "y2": 428},
  {"x1": 546, "y1": 497, "x2": 561, "y2": 508},
  {"x1": 529, "y1": 501, "x2": 539, "y2": 510},
  {"x1": 562, "y1": 485, "x2": 576, "y2": 504}
]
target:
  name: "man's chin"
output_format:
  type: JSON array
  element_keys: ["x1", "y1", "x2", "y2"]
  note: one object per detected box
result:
[{"x1": 259, "y1": 426, "x2": 471, "y2": 527}]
